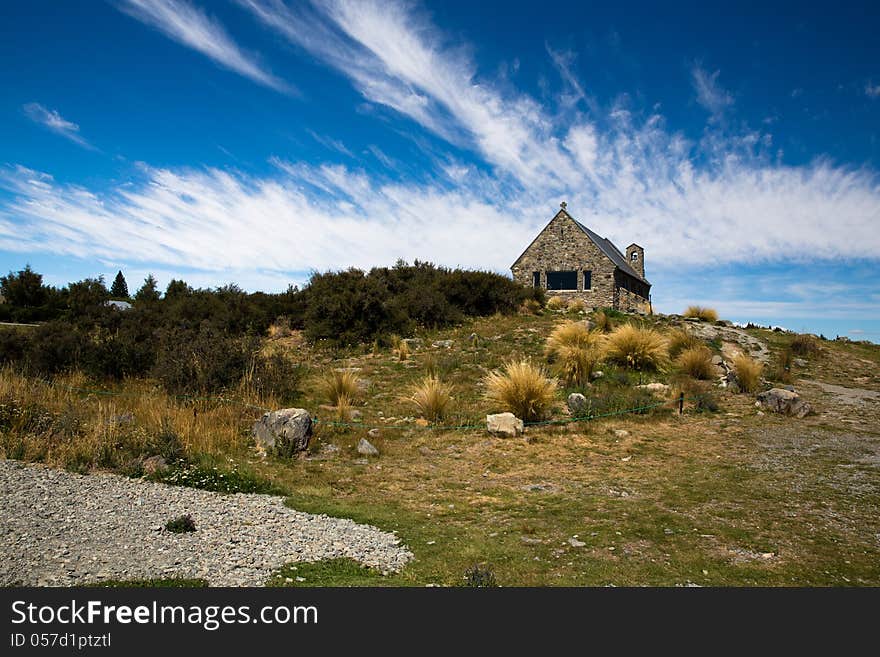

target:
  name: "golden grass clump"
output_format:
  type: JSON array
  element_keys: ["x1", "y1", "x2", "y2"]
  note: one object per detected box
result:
[
  {"x1": 790, "y1": 334, "x2": 820, "y2": 357},
  {"x1": 394, "y1": 340, "x2": 410, "y2": 361},
  {"x1": 553, "y1": 344, "x2": 602, "y2": 387},
  {"x1": 566, "y1": 298, "x2": 586, "y2": 313},
  {"x1": 733, "y1": 355, "x2": 763, "y2": 393},
  {"x1": 545, "y1": 322, "x2": 603, "y2": 358},
  {"x1": 603, "y1": 324, "x2": 669, "y2": 371},
  {"x1": 519, "y1": 298, "x2": 543, "y2": 315},
  {"x1": 684, "y1": 306, "x2": 719, "y2": 322},
  {"x1": 408, "y1": 375, "x2": 453, "y2": 422},
  {"x1": 667, "y1": 328, "x2": 703, "y2": 358},
  {"x1": 546, "y1": 296, "x2": 566, "y2": 311},
  {"x1": 592, "y1": 310, "x2": 613, "y2": 332},
  {"x1": 675, "y1": 345, "x2": 715, "y2": 380},
  {"x1": 317, "y1": 369, "x2": 361, "y2": 406},
  {"x1": 483, "y1": 360, "x2": 557, "y2": 422}
]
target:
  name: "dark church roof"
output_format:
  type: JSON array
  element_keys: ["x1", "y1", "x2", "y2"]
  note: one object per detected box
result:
[{"x1": 570, "y1": 218, "x2": 650, "y2": 285}]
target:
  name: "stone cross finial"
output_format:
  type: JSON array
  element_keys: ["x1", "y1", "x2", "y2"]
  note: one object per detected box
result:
[{"x1": 560, "y1": 201, "x2": 567, "y2": 210}]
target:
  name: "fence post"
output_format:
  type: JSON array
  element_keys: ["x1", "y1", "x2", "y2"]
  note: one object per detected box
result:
[{"x1": 678, "y1": 392, "x2": 684, "y2": 415}]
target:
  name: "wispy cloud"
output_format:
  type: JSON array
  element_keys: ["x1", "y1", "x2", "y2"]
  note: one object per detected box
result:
[
  {"x1": 866, "y1": 82, "x2": 880, "y2": 99},
  {"x1": 22, "y1": 103, "x2": 94, "y2": 149},
  {"x1": 307, "y1": 129, "x2": 353, "y2": 158},
  {"x1": 116, "y1": 0, "x2": 293, "y2": 94},
  {"x1": 691, "y1": 64, "x2": 734, "y2": 120}
]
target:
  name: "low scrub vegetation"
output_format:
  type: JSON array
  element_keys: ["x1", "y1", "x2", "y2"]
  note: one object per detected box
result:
[
  {"x1": 317, "y1": 369, "x2": 361, "y2": 406},
  {"x1": 684, "y1": 306, "x2": 719, "y2": 322},
  {"x1": 790, "y1": 333, "x2": 820, "y2": 357},
  {"x1": 603, "y1": 324, "x2": 669, "y2": 372},
  {"x1": 733, "y1": 355, "x2": 763, "y2": 393},
  {"x1": 546, "y1": 296, "x2": 566, "y2": 311},
  {"x1": 408, "y1": 375, "x2": 453, "y2": 422},
  {"x1": 566, "y1": 298, "x2": 586, "y2": 313},
  {"x1": 165, "y1": 514, "x2": 196, "y2": 533},
  {"x1": 667, "y1": 328, "x2": 703, "y2": 358},
  {"x1": 676, "y1": 346, "x2": 715, "y2": 380},
  {"x1": 483, "y1": 360, "x2": 557, "y2": 422}
]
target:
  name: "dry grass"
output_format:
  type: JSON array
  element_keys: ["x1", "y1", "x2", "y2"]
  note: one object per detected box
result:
[
  {"x1": 684, "y1": 306, "x2": 719, "y2": 322},
  {"x1": 483, "y1": 360, "x2": 557, "y2": 422},
  {"x1": 546, "y1": 296, "x2": 566, "y2": 311},
  {"x1": 603, "y1": 324, "x2": 669, "y2": 371},
  {"x1": 408, "y1": 375, "x2": 453, "y2": 422},
  {"x1": 519, "y1": 298, "x2": 543, "y2": 315},
  {"x1": 552, "y1": 344, "x2": 603, "y2": 387},
  {"x1": 334, "y1": 395, "x2": 353, "y2": 422},
  {"x1": 545, "y1": 322, "x2": 603, "y2": 358},
  {"x1": 394, "y1": 340, "x2": 411, "y2": 362},
  {"x1": 790, "y1": 334, "x2": 820, "y2": 357},
  {"x1": 566, "y1": 298, "x2": 586, "y2": 313},
  {"x1": 592, "y1": 310, "x2": 613, "y2": 332},
  {"x1": 316, "y1": 369, "x2": 361, "y2": 406},
  {"x1": 0, "y1": 367, "x2": 251, "y2": 472},
  {"x1": 675, "y1": 346, "x2": 715, "y2": 380},
  {"x1": 667, "y1": 328, "x2": 703, "y2": 358},
  {"x1": 733, "y1": 355, "x2": 763, "y2": 393}
]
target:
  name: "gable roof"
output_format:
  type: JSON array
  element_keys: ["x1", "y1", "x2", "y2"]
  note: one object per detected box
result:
[
  {"x1": 570, "y1": 218, "x2": 650, "y2": 285},
  {"x1": 511, "y1": 209, "x2": 650, "y2": 286}
]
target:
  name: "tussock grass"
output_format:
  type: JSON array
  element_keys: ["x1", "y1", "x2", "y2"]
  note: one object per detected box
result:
[
  {"x1": 546, "y1": 296, "x2": 566, "y2": 311},
  {"x1": 519, "y1": 299, "x2": 543, "y2": 315},
  {"x1": 545, "y1": 322, "x2": 603, "y2": 358},
  {"x1": 483, "y1": 360, "x2": 557, "y2": 422},
  {"x1": 566, "y1": 298, "x2": 586, "y2": 313},
  {"x1": 408, "y1": 375, "x2": 453, "y2": 422},
  {"x1": 603, "y1": 324, "x2": 669, "y2": 371},
  {"x1": 316, "y1": 369, "x2": 361, "y2": 406},
  {"x1": 790, "y1": 334, "x2": 820, "y2": 357},
  {"x1": 676, "y1": 346, "x2": 715, "y2": 380},
  {"x1": 733, "y1": 355, "x2": 763, "y2": 393},
  {"x1": 592, "y1": 310, "x2": 613, "y2": 333},
  {"x1": 684, "y1": 306, "x2": 719, "y2": 322},
  {"x1": 668, "y1": 328, "x2": 703, "y2": 358}
]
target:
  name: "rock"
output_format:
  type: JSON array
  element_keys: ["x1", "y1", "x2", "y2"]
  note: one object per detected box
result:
[
  {"x1": 568, "y1": 537, "x2": 586, "y2": 548},
  {"x1": 252, "y1": 408, "x2": 313, "y2": 457},
  {"x1": 567, "y1": 392, "x2": 587, "y2": 415},
  {"x1": 142, "y1": 456, "x2": 168, "y2": 476},
  {"x1": 401, "y1": 338, "x2": 422, "y2": 349},
  {"x1": 636, "y1": 382, "x2": 670, "y2": 395},
  {"x1": 432, "y1": 339, "x2": 454, "y2": 349},
  {"x1": 613, "y1": 429, "x2": 629, "y2": 438},
  {"x1": 486, "y1": 412, "x2": 524, "y2": 438},
  {"x1": 367, "y1": 428, "x2": 381, "y2": 439},
  {"x1": 710, "y1": 355, "x2": 724, "y2": 366},
  {"x1": 591, "y1": 370, "x2": 604, "y2": 380},
  {"x1": 793, "y1": 358, "x2": 808, "y2": 367},
  {"x1": 756, "y1": 388, "x2": 813, "y2": 418},
  {"x1": 357, "y1": 438, "x2": 380, "y2": 457},
  {"x1": 350, "y1": 409, "x2": 363, "y2": 421}
]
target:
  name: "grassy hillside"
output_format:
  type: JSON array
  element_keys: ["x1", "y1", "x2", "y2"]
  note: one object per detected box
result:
[{"x1": 2, "y1": 306, "x2": 879, "y2": 586}]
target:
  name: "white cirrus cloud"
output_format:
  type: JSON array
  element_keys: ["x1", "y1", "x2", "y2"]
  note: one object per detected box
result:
[
  {"x1": 116, "y1": 0, "x2": 294, "y2": 94},
  {"x1": 22, "y1": 103, "x2": 94, "y2": 149}
]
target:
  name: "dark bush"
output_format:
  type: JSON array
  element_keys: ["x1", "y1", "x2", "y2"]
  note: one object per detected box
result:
[
  {"x1": 165, "y1": 514, "x2": 196, "y2": 533},
  {"x1": 463, "y1": 564, "x2": 498, "y2": 587}
]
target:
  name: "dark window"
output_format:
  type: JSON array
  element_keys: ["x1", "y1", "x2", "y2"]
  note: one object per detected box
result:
[
  {"x1": 583, "y1": 270, "x2": 592, "y2": 290},
  {"x1": 546, "y1": 271, "x2": 577, "y2": 290},
  {"x1": 532, "y1": 271, "x2": 540, "y2": 288}
]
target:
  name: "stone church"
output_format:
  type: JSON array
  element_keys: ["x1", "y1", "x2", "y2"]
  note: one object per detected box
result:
[{"x1": 511, "y1": 203, "x2": 652, "y2": 313}]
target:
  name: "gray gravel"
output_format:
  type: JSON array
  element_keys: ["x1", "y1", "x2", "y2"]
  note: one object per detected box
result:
[{"x1": 0, "y1": 459, "x2": 412, "y2": 586}]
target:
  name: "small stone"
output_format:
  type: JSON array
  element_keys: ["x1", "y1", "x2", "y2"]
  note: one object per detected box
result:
[
  {"x1": 568, "y1": 537, "x2": 586, "y2": 548},
  {"x1": 613, "y1": 429, "x2": 629, "y2": 438},
  {"x1": 142, "y1": 455, "x2": 168, "y2": 476},
  {"x1": 486, "y1": 412, "x2": 524, "y2": 438},
  {"x1": 567, "y1": 392, "x2": 587, "y2": 415},
  {"x1": 357, "y1": 438, "x2": 380, "y2": 457},
  {"x1": 367, "y1": 428, "x2": 381, "y2": 438}
]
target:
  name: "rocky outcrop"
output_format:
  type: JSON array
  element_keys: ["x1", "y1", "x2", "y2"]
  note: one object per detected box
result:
[
  {"x1": 756, "y1": 388, "x2": 812, "y2": 418},
  {"x1": 252, "y1": 408, "x2": 313, "y2": 457}
]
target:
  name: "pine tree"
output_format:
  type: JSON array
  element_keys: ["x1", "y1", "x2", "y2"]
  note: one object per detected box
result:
[
  {"x1": 134, "y1": 274, "x2": 161, "y2": 304},
  {"x1": 110, "y1": 270, "x2": 129, "y2": 299}
]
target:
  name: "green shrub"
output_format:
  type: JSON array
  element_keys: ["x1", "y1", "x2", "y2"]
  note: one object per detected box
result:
[
  {"x1": 165, "y1": 514, "x2": 196, "y2": 533},
  {"x1": 463, "y1": 564, "x2": 497, "y2": 587}
]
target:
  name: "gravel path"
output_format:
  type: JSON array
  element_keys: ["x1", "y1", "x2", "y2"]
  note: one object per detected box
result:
[{"x1": 0, "y1": 460, "x2": 412, "y2": 586}]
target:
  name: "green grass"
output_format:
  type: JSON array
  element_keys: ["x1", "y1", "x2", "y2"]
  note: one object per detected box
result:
[{"x1": 268, "y1": 559, "x2": 389, "y2": 587}]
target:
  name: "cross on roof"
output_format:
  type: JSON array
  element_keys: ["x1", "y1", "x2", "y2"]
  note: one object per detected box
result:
[{"x1": 560, "y1": 201, "x2": 567, "y2": 210}]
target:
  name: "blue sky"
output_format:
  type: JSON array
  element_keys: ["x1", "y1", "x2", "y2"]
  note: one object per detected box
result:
[{"x1": 1, "y1": 0, "x2": 879, "y2": 340}]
